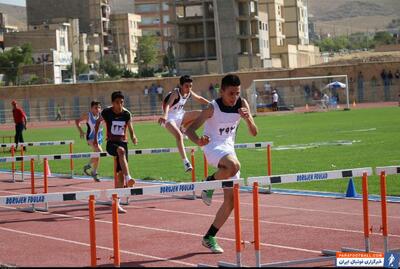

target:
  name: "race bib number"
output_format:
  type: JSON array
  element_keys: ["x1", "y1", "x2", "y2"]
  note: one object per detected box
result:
[
  {"x1": 111, "y1": 121, "x2": 126, "y2": 136},
  {"x1": 218, "y1": 125, "x2": 237, "y2": 136}
]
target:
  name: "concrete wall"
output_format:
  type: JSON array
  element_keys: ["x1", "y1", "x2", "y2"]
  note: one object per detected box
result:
[{"x1": 0, "y1": 61, "x2": 399, "y2": 123}]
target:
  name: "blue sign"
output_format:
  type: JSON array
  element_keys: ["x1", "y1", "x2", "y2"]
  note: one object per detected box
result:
[{"x1": 384, "y1": 252, "x2": 400, "y2": 269}]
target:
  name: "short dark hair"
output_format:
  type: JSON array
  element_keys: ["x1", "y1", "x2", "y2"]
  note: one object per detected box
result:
[
  {"x1": 91, "y1": 100, "x2": 101, "y2": 107},
  {"x1": 221, "y1": 74, "x2": 241, "y2": 90},
  {"x1": 179, "y1": 75, "x2": 193, "y2": 86},
  {"x1": 111, "y1": 91, "x2": 124, "y2": 102}
]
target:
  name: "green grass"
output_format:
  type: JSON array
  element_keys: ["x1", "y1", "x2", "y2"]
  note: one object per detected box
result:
[{"x1": 1, "y1": 106, "x2": 399, "y2": 195}]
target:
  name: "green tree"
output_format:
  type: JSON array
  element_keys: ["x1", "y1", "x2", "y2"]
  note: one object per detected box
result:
[
  {"x1": 99, "y1": 59, "x2": 123, "y2": 78},
  {"x1": 0, "y1": 43, "x2": 33, "y2": 85},
  {"x1": 373, "y1": 31, "x2": 396, "y2": 46},
  {"x1": 137, "y1": 35, "x2": 159, "y2": 76},
  {"x1": 66, "y1": 59, "x2": 90, "y2": 78}
]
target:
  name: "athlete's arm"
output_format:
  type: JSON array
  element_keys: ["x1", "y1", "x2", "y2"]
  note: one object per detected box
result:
[
  {"x1": 127, "y1": 119, "x2": 138, "y2": 145},
  {"x1": 75, "y1": 113, "x2": 88, "y2": 139},
  {"x1": 190, "y1": 90, "x2": 210, "y2": 105},
  {"x1": 238, "y1": 99, "x2": 258, "y2": 136},
  {"x1": 158, "y1": 90, "x2": 178, "y2": 126},
  {"x1": 93, "y1": 115, "x2": 103, "y2": 146},
  {"x1": 186, "y1": 104, "x2": 214, "y2": 146}
]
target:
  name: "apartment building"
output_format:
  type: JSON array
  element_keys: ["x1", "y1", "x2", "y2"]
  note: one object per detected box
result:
[
  {"x1": 284, "y1": 0, "x2": 309, "y2": 45},
  {"x1": 169, "y1": 0, "x2": 271, "y2": 75},
  {"x1": 109, "y1": 13, "x2": 142, "y2": 70},
  {"x1": 26, "y1": 0, "x2": 111, "y2": 62},
  {"x1": 135, "y1": 0, "x2": 172, "y2": 67}
]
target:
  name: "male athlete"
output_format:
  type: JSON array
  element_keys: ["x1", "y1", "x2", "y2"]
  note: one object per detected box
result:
[
  {"x1": 94, "y1": 91, "x2": 138, "y2": 213},
  {"x1": 186, "y1": 74, "x2": 258, "y2": 253},
  {"x1": 75, "y1": 100, "x2": 103, "y2": 182},
  {"x1": 158, "y1": 75, "x2": 209, "y2": 172}
]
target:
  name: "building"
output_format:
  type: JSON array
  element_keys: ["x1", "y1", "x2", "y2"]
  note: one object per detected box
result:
[
  {"x1": 26, "y1": 0, "x2": 111, "y2": 62},
  {"x1": 169, "y1": 0, "x2": 272, "y2": 75},
  {"x1": 5, "y1": 23, "x2": 72, "y2": 84},
  {"x1": 265, "y1": 0, "x2": 320, "y2": 68},
  {"x1": 135, "y1": 0, "x2": 172, "y2": 68},
  {"x1": 109, "y1": 13, "x2": 142, "y2": 71},
  {"x1": 0, "y1": 12, "x2": 18, "y2": 50}
]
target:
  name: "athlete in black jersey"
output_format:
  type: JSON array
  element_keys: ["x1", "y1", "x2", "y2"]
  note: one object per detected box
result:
[{"x1": 94, "y1": 91, "x2": 138, "y2": 213}]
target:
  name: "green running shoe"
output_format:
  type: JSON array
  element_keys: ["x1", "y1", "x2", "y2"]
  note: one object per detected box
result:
[
  {"x1": 202, "y1": 236, "x2": 224, "y2": 253},
  {"x1": 201, "y1": 190, "x2": 214, "y2": 206}
]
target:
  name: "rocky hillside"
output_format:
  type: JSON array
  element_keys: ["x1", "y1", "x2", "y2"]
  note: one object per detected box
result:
[{"x1": 0, "y1": 3, "x2": 26, "y2": 30}]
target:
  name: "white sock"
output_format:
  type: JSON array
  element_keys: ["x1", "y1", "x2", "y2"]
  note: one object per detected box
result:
[
  {"x1": 183, "y1": 158, "x2": 189, "y2": 164},
  {"x1": 124, "y1": 174, "x2": 132, "y2": 181}
]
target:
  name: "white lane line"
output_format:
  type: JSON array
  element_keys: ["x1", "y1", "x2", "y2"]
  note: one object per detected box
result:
[
  {"x1": 123, "y1": 204, "x2": 400, "y2": 238},
  {"x1": 0, "y1": 204, "x2": 321, "y2": 254},
  {"x1": 0, "y1": 226, "x2": 195, "y2": 267}
]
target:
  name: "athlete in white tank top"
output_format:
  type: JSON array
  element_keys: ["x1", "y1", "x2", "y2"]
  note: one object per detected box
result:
[
  {"x1": 185, "y1": 74, "x2": 258, "y2": 254},
  {"x1": 158, "y1": 75, "x2": 210, "y2": 173}
]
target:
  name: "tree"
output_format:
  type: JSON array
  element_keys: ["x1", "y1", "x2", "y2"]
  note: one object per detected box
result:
[
  {"x1": 373, "y1": 31, "x2": 396, "y2": 46},
  {"x1": 66, "y1": 59, "x2": 90, "y2": 78},
  {"x1": 137, "y1": 35, "x2": 159, "y2": 76},
  {"x1": 99, "y1": 59, "x2": 123, "y2": 78},
  {"x1": 163, "y1": 46, "x2": 176, "y2": 75},
  {"x1": 0, "y1": 43, "x2": 33, "y2": 85}
]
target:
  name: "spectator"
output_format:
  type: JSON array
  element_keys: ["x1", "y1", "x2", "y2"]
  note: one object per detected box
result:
[
  {"x1": 381, "y1": 69, "x2": 391, "y2": 101},
  {"x1": 208, "y1": 83, "x2": 216, "y2": 99},
  {"x1": 321, "y1": 93, "x2": 330, "y2": 110},
  {"x1": 157, "y1": 84, "x2": 164, "y2": 102},
  {"x1": 357, "y1": 71, "x2": 364, "y2": 102},
  {"x1": 388, "y1": 70, "x2": 394, "y2": 85},
  {"x1": 144, "y1": 85, "x2": 149, "y2": 96},
  {"x1": 264, "y1": 82, "x2": 271, "y2": 93},
  {"x1": 150, "y1": 83, "x2": 157, "y2": 115},
  {"x1": 395, "y1": 69, "x2": 400, "y2": 79},
  {"x1": 304, "y1": 84, "x2": 311, "y2": 103},
  {"x1": 271, "y1": 89, "x2": 279, "y2": 111},
  {"x1": 11, "y1": 100, "x2": 27, "y2": 151},
  {"x1": 214, "y1": 83, "x2": 220, "y2": 96},
  {"x1": 55, "y1": 104, "x2": 62, "y2": 121}
]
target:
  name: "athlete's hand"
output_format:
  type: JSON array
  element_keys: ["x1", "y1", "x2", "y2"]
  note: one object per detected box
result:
[
  {"x1": 238, "y1": 107, "x2": 250, "y2": 119},
  {"x1": 132, "y1": 136, "x2": 138, "y2": 145},
  {"x1": 93, "y1": 138, "x2": 98, "y2": 147},
  {"x1": 197, "y1": 135, "x2": 210, "y2": 146},
  {"x1": 158, "y1": 116, "x2": 167, "y2": 126}
]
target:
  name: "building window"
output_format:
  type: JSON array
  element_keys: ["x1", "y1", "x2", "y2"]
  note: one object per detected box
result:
[{"x1": 136, "y1": 4, "x2": 159, "y2": 13}]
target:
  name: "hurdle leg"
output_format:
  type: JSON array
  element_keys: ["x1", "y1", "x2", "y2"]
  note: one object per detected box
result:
[
  {"x1": 111, "y1": 194, "x2": 121, "y2": 267},
  {"x1": 341, "y1": 172, "x2": 371, "y2": 253},
  {"x1": 69, "y1": 143, "x2": 74, "y2": 178},
  {"x1": 11, "y1": 145, "x2": 15, "y2": 183},
  {"x1": 19, "y1": 158, "x2": 37, "y2": 213},
  {"x1": 218, "y1": 184, "x2": 243, "y2": 267},
  {"x1": 20, "y1": 147, "x2": 24, "y2": 182},
  {"x1": 89, "y1": 195, "x2": 98, "y2": 267},
  {"x1": 253, "y1": 182, "x2": 261, "y2": 267},
  {"x1": 35, "y1": 158, "x2": 49, "y2": 212}
]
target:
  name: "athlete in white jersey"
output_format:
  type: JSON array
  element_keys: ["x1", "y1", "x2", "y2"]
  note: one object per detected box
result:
[
  {"x1": 186, "y1": 74, "x2": 258, "y2": 253},
  {"x1": 75, "y1": 101, "x2": 104, "y2": 182},
  {"x1": 158, "y1": 75, "x2": 209, "y2": 172}
]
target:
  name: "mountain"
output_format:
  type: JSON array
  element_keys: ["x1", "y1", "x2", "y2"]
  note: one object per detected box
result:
[
  {"x1": 0, "y1": 3, "x2": 26, "y2": 30},
  {"x1": 308, "y1": 0, "x2": 400, "y2": 35}
]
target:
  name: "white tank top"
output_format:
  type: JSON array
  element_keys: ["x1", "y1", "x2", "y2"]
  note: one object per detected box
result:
[
  {"x1": 204, "y1": 98, "x2": 242, "y2": 146},
  {"x1": 167, "y1": 88, "x2": 191, "y2": 116}
]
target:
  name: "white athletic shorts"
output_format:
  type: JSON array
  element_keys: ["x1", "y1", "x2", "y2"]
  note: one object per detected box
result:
[
  {"x1": 203, "y1": 142, "x2": 240, "y2": 179},
  {"x1": 165, "y1": 111, "x2": 185, "y2": 128}
]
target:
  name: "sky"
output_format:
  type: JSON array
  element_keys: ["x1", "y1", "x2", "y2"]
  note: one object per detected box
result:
[{"x1": 0, "y1": 0, "x2": 25, "y2": 6}]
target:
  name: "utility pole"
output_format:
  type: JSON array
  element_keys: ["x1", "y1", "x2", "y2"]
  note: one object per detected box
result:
[{"x1": 212, "y1": 0, "x2": 223, "y2": 74}]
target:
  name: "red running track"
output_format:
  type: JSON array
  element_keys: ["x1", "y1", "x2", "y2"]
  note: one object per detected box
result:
[{"x1": 0, "y1": 172, "x2": 399, "y2": 267}]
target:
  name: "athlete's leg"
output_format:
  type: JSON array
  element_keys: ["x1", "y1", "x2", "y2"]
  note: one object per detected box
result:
[
  {"x1": 181, "y1": 110, "x2": 202, "y2": 130},
  {"x1": 165, "y1": 121, "x2": 188, "y2": 161}
]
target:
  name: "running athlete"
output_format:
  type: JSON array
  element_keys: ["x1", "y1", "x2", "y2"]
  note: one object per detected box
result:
[
  {"x1": 186, "y1": 74, "x2": 258, "y2": 253},
  {"x1": 75, "y1": 101, "x2": 103, "y2": 182},
  {"x1": 94, "y1": 91, "x2": 138, "y2": 213},
  {"x1": 158, "y1": 75, "x2": 209, "y2": 172}
]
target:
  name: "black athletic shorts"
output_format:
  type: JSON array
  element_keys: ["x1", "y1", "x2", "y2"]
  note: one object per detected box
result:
[{"x1": 106, "y1": 140, "x2": 128, "y2": 173}]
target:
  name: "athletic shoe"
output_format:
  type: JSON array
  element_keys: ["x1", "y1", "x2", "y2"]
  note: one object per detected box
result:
[
  {"x1": 91, "y1": 172, "x2": 100, "y2": 182},
  {"x1": 202, "y1": 236, "x2": 224, "y2": 253},
  {"x1": 127, "y1": 178, "x2": 136, "y2": 187},
  {"x1": 201, "y1": 190, "x2": 214, "y2": 206},
  {"x1": 184, "y1": 161, "x2": 193, "y2": 173},
  {"x1": 117, "y1": 200, "x2": 127, "y2": 214},
  {"x1": 83, "y1": 164, "x2": 91, "y2": 176}
]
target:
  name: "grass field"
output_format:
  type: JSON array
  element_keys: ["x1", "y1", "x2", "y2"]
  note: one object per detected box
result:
[{"x1": 1, "y1": 106, "x2": 399, "y2": 195}]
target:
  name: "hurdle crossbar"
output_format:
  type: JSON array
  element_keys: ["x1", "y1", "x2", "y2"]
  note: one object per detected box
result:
[
  {"x1": 376, "y1": 166, "x2": 400, "y2": 176},
  {"x1": 0, "y1": 140, "x2": 75, "y2": 148},
  {"x1": 247, "y1": 167, "x2": 373, "y2": 186}
]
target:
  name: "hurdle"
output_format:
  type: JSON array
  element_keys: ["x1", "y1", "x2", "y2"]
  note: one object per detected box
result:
[
  {"x1": 0, "y1": 135, "x2": 13, "y2": 153},
  {"x1": 376, "y1": 166, "x2": 400, "y2": 253},
  {"x1": 247, "y1": 168, "x2": 373, "y2": 266},
  {"x1": 0, "y1": 140, "x2": 75, "y2": 179}
]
